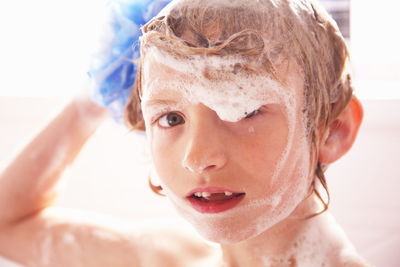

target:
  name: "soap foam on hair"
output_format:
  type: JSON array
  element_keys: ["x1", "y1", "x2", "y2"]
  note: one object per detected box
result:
[{"x1": 141, "y1": 46, "x2": 291, "y2": 123}]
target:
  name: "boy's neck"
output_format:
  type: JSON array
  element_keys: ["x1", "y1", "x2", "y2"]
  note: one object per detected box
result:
[{"x1": 218, "y1": 195, "x2": 340, "y2": 267}]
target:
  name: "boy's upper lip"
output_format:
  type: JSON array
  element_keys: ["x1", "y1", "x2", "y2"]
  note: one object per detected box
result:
[{"x1": 185, "y1": 186, "x2": 245, "y2": 198}]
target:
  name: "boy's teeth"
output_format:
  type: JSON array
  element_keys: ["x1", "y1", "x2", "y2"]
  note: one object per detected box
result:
[
  {"x1": 194, "y1": 191, "x2": 234, "y2": 198},
  {"x1": 202, "y1": 192, "x2": 211, "y2": 198}
]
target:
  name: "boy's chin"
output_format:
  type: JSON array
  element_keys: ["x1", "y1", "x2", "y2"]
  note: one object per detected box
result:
[
  {"x1": 195, "y1": 223, "x2": 271, "y2": 244},
  {"x1": 187, "y1": 216, "x2": 278, "y2": 244}
]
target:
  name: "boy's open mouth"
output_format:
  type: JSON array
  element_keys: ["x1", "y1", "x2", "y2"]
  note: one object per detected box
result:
[
  {"x1": 188, "y1": 192, "x2": 245, "y2": 202},
  {"x1": 186, "y1": 189, "x2": 246, "y2": 213}
]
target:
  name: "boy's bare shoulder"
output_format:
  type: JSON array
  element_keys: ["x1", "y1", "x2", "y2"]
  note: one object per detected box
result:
[
  {"x1": 0, "y1": 208, "x2": 219, "y2": 267},
  {"x1": 136, "y1": 221, "x2": 221, "y2": 267},
  {"x1": 342, "y1": 255, "x2": 372, "y2": 267},
  {"x1": 332, "y1": 247, "x2": 372, "y2": 267},
  {"x1": 340, "y1": 257, "x2": 373, "y2": 267}
]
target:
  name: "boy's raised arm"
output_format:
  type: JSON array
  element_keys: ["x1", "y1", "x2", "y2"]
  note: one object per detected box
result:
[
  {"x1": 0, "y1": 96, "x2": 147, "y2": 267},
  {"x1": 0, "y1": 95, "x2": 107, "y2": 227}
]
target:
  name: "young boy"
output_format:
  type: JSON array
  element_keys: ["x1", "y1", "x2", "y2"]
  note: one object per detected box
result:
[{"x1": 0, "y1": 0, "x2": 369, "y2": 266}]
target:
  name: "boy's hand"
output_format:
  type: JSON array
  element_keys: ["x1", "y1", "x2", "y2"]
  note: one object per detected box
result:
[
  {"x1": 73, "y1": 91, "x2": 109, "y2": 125},
  {"x1": 87, "y1": 0, "x2": 172, "y2": 122}
]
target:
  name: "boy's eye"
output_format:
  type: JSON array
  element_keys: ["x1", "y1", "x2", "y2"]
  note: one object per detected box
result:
[
  {"x1": 244, "y1": 109, "x2": 259, "y2": 119},
  {"x1": 158, "y1": 112, "x2": 185, "y2": 128}
]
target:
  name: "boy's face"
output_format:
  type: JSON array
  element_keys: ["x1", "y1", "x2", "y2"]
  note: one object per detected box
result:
[{"x1": 140, "y1": 52, "x2": 313, "y2": 243}]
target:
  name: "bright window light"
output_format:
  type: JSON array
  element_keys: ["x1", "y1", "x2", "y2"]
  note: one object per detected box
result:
[
  {"x1": 0, "y1": 0, "x2": 399, "y2": 99},
  {"x1": 0, "y1": 0, "x2": 108, "y2": 97}
]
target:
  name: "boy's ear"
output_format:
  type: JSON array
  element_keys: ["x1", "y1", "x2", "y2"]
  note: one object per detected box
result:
[{"x1": 318, "y1": 96, "x2": 363, "y2": 164}]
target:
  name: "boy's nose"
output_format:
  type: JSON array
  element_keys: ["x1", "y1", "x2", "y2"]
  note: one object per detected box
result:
[{"x1": 181, "y1": 105, "x2": 228, "y2": 175}]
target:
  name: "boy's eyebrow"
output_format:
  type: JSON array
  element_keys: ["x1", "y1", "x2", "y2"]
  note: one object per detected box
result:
[{"x1": 143, "y1": 98, "x2": 180, "y2": 108}]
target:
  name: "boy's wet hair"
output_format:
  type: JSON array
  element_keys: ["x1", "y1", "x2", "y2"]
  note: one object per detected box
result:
[{"x1": 125, "y1": 0, "x2": 353, "y2": 215}]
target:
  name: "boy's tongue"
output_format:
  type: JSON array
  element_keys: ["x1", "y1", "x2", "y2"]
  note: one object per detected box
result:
[{"x1": 203, "y1": 193, "x2": 238, "y2": 202}]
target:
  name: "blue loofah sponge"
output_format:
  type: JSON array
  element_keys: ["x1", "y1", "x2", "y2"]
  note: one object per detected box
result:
[{"x1": 88, "y1": 0, "x2": 172, "y2": 121}]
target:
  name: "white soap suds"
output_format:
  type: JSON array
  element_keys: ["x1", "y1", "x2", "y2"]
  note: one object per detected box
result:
[
  {"x1": 141, "y1": 46, "x2": 292, "y2": 123},
  {"x1": 259, "y1": 211, "x2": 358, "y2": 267}
]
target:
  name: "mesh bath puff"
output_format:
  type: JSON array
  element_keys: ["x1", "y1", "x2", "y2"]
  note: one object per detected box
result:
[{"x1": 88, "y1": 0, "x2": 172, "y2": 121}]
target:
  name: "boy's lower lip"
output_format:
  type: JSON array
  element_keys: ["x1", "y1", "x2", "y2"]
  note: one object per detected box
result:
[{"x1": 187, "y1": 194, "x2": 245, "y2": 214}]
